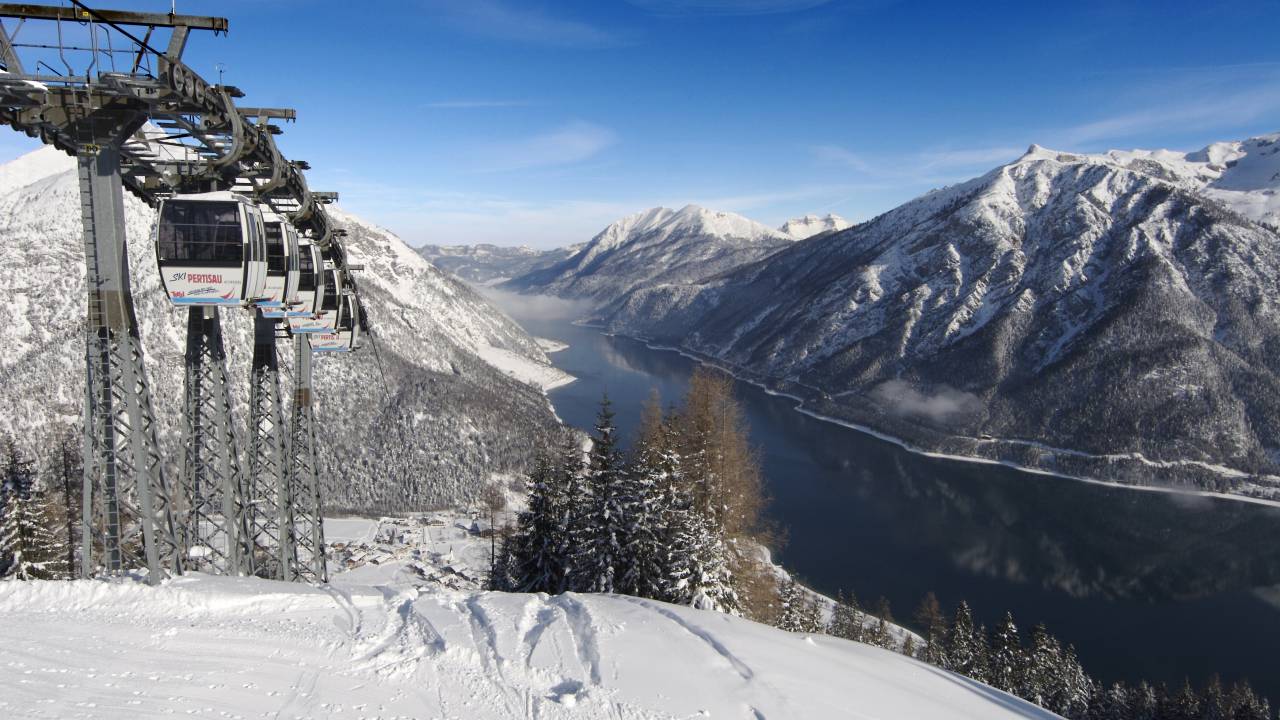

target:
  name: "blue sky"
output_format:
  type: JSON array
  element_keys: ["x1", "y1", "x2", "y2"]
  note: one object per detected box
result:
[{"x1": 3, "y1": 0, "x2": 1279, "y2": 248}]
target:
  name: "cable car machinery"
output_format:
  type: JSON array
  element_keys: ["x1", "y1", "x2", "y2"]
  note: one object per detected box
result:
[{"x1": 0, "y1": 1, "x2": 364, "y2": 583}]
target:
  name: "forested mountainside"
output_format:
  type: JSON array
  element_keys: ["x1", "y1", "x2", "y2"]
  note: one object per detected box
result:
[
  {"x1": 502, "y1": 204, "x2": 792, "y2": 305},
  {"x1": 417, "y1": 242, "x2": 582, "y2": 284},
  {"x1": 0, "y1": 147, "x2": 564, "y2": 512},
  {"x1": 598, "y1": 136, "x2": 1280, "y2": 495}
]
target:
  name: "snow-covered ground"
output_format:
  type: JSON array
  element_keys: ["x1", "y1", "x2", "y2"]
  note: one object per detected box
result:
[
  {"x1": 0, "y1": 568, "x2": 1056, "y2": 720},
  {"x1": 474, "y1": 343, "x2": 575, "y2": 391}
]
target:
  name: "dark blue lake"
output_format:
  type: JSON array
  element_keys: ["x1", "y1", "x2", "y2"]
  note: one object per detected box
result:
[{"x1": 497, "y1": 299, "x2": 1280, "y2": 701}]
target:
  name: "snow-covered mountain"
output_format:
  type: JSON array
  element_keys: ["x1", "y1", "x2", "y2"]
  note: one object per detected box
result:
[
  {"x1": 780, "y1": 212, "x2": 852, "y2": 239},
  {"x1": 0, "y1": 146, "x2": 566, "y2": 511},
  {"x1": 417, "y1": 242, "x2": 582, "y2": 284},
  {"x1": 0, "y1": 572, "x2": 1057, "y2": 719},
  {"x1": 502, "y1": 204, "x2": 792, "y2": 305},
  {"x1": 599, "y1": 135, "x2": 1280, "y2": 495}
]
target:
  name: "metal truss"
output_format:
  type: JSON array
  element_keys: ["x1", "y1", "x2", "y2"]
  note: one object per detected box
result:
[
  {"x1": 246, "y1": 312, "x2": 292, "y2": 580},
  {"x1": 0, "y1": 2, "x2": 359, "y2": 583},
  {"x1": 180, "y1": 307, "x2": 251, "y2": 576},
  {"x1": 287, "y1": 337, "x2": 326, "y2": 583},
  {"x1": 79, "y1": 142, "x2": 182, "y2": 582}
]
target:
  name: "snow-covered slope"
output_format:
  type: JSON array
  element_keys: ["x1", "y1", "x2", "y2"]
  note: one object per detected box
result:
[
  {"x1": 418, "y1": 242, "x2": 582, "y2": 284},
  {"x1": 0, "y1": 146, "x2": 565, "y2": 511},
  {"x1": 0, "y1": 574, "x2": 1058, "y2": 720},
  {"x1": 780, "y1": 212, "x2": 852, "y2": 239},
  {"x1": 600, "y1": 134, "x2": 1280, "y2": 494},
  {"x1": 502, "y1": 205, "x2": 792, "y2": 305}
]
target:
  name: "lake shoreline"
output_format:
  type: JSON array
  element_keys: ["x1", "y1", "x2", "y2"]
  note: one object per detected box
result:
[{"x1": 582, "y1": 324, "x2": 1280, "y2": 510}]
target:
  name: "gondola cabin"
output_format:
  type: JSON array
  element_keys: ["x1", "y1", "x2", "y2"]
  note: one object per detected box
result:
[
  {"x1": 309, "y1": 294, "x2": 361, "y2": 352},
  {"x1": 258, "y1": 211, "x2": 301, "y2": 318},
  {"x1": 288, "y1": 266, "x2": 341, "y2": 334},
  {"x1": 287, "y1": 236, "x2": 323, "y2": 318},
  {"x1": 154, "y1": 192, "x2": 268, "y2": 306}
]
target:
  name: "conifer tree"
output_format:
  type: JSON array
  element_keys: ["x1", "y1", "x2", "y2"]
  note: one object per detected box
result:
[
  {"x1": 1129, "y1": 681, "x2": 1159, "y2": 720},
  {"x1": 507, "y1": 453, "x2": 571, "y2": 593},
  {"x1": 798, "y1": 588, "x2": 825, "y2": 634},
  {"x1": 0, "y1": 435, "x2": 65, "y2": 580},
  {"x1": 1201, "y1": 675, "x2": 1229, "y2": 720},
  {"x1": 870, "y1": 596, "x2": 895, "y2": 649},
  {"x1": 616, "y1": 394, "x2": 668, "y2": 600},
  {"x1": 828, "y1": 590, "x2": 865, "y2": 642},
  {"x1": 946, "y1": 601, "x2": 982, "y2": 678},
  {"x1": 1086, "y1": 682, "x2": 1129, "y2": 720},
  {"x1": 1019, "y1": 624, "x2": 1064, "y2": 710},
  {"x1": 988, "y1": 611, "x2": 1022, "y2": 693},
  {"x1": 555, "y1": 436, "x2": 589, "y2": 593},
  {"x1": 572, "y1": 396, "x2": 627, "y2": 593},
  {"x1": 915, "y1": 591, "x2": 949, "y2": 667},
  {"x1": 776, "y1": 578, "x2": 805, "y2": 632},
  {"x1": 1056, "y1": 644, "x2": 1093, "y2": 719}
]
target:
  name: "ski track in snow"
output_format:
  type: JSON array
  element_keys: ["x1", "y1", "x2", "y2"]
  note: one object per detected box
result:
[{"x1": 0, "y1": 574, "x2": 1060, "y2": 719}]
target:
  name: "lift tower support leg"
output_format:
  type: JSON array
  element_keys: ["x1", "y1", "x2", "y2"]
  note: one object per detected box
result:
[
  {"x1": 247, "y1": 312, "x2": 292, "y2": 580},
  {"x1": 78, "y1": 140, "x2": 182, "y2": 583},
  {"x1": 180, "y1": 306, "x2": 253, "y2": 576},
  {"x1": 286, "y1": 336, "x2": 326, "y2": 583}
]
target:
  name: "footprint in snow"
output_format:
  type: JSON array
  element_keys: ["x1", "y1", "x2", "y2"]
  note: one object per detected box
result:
[{"x1": 549, "y1": 679, "x2": 585, "y2": 707}]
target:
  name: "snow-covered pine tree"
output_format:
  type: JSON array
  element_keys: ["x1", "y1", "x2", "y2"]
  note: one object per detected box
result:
[
  {"x1": 571, "y1": 395, "x2": 627, "y2": 593},
  {"x1": 507, "y1": 454, "x2": 569, "y2": 593},
  {"x1": 1226, "y1": 680, "x2": 1271, "y2": 720},
  {"x1": 1163, "y1": 679, "x2": 1200, "y2": 720},
  {"x1": 945, "y1": 601, "x2": 982, "y2": 678},
  {"x1": 52, "y1": 428, "x2": 82, "y2": 577},
  {"x1": 914, "y1": 591, "x2": 948, "y2": 667},
  {"x1": 988, "y1": 611, "x2": 1022, "y2": 694},
  {"x1": 1128, "y1": 680, "x2": 1159, "y2": 720},
  {"x1": 1086, "y1": 682, "x2": 1129, "y2": 720},
  {"x1": 799, "y1": 591, "x2": 824, "y2": 634},
  {"x1": 1054, "y1": 644, "x2": 1093, "y2": 718},
  {"x1": 1200, "y1": 675, "x2": 1229, "y2": 720},
  {"x1": 828, "y1": 590, "x2": 864, "y2": 642},
  {"x1": 0, "y1": 434, "x2": 66, "y2": 580},
  {"x1": 1018, "y1": 623, "x2": 1061, "y2": 710},
  {"x1": 616, "y1": 395, "x2": 671, "y2": 600},
  {"x1": 776, "y1": 578, "x2": 804, "y2": 632},
  {"x1": 555, "y1": 435, "x2": 589, "y2": 593},
  {"x1": 869, "y1": 596, "x2": 895, "y2": 649},
  {"x1": 972, "y1": 623, "x2": 992, "y2": 685}
]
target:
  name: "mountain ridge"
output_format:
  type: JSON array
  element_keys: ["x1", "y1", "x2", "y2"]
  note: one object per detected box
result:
[{"x1": 589, "y1": 133, "x2": 1280, "y2": 496}]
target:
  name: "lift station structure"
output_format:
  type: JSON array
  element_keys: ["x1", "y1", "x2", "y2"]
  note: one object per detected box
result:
[{"x1": 0, "y1": 2, "x2": 371, "y2": 584}]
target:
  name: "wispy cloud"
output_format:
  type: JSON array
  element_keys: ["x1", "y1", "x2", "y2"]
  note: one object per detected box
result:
[
  {"x1": 423, "y1": 100, "x2": 531, "y2": 109},
  {"x1": 1050, "y1": 62, "x2": 1280, "y2": 147},
  {"x1": 810, "y1": 143, "x2": 1022, "y2": 183},
  {"x1": 1057, "y1": 85, "x2": 1280, "y2": 146},
  {"x1": 471, "y1": 122, "x2": 618, "y2": 173},
  {"x1": 624, "y1": 0, "x2": 834, "y2": 15},
  {"x1": 425, "y1": 0, "x2": 625, "y2": 48}
]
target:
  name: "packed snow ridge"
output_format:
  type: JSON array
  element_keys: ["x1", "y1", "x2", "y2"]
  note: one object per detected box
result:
[{"x1": 0, "y1": 573, "x2": 1057, "y2": 719}]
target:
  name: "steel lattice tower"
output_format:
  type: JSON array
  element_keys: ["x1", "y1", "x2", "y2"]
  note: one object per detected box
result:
[
  {"x1": 246, "y1": 312, "x2": 292, "y2": 580},
  {"x1": 180, "y1": 307, "x2": 253, "y2": 576},
  {"x1": 78, "y1": 141, "x2": 183, "y2": 583},
  {"x1": 287, "y1": 336, "x2": 327, "y2": 583}
]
